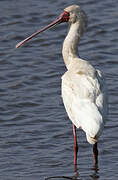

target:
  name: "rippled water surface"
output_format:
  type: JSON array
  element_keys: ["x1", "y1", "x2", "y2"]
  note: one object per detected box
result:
[{"x1": 0, "y1": 0, "x2": 118, "y2": 179}]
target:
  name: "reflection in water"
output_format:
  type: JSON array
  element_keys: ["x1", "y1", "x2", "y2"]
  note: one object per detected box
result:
[
  {"x1": 90, "y1": 165, "x2": 99, "y2": 180},
  {"x1": 45, "y1": 165, "x2": 99, "y2": 180},
  {"x1": 44, "y1": 168, "x2": 79, "y2": 180},
  {"x1": 44, "y1": 175, "x2": 81, "y2": 180}
]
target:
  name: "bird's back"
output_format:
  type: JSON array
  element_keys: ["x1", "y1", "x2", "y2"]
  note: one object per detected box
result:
[{"x1": 61, "y1": 58, "x2": 107, "y2": 144}]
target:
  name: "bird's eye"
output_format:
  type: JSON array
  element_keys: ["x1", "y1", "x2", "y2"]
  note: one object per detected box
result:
[{"x1": 62, "y1": 11, "x2": 70, "y2": 22}]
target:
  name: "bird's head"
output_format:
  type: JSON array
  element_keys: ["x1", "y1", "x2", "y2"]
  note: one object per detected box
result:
[
  {"x1": 64, "y1": 5, "x2": 87, "y2": 24},
  {"x1": 16, "y1": 5, "x2": 87, "y2": 48}
]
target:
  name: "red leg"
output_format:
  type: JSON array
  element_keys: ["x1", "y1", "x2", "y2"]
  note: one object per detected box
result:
[
  {"x1": 93, "y1": 142, "x2": 98, "y2": 165},
  {"x1": 73, "y1": 124, "x2": 78, "y2": 170}
]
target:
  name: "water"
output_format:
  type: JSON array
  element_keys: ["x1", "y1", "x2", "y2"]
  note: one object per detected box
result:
[{"x1": 0, "y1": 0, "x2": 118, "y2": 179}]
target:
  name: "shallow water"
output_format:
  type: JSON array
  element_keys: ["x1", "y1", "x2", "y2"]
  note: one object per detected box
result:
[{"x1": 0, "y1": 0, "x2": 118, "y2": 179}]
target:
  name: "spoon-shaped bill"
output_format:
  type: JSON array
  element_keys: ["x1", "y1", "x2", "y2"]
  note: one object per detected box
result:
[{"x1": 16, "y1": 11, "x2": 70, "y2": 48}]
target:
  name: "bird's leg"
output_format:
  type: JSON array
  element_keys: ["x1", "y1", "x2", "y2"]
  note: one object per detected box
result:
[
  {"x1": 93, "y1": 142, "x2": 98, "y2": 166},
  {"x1": 73, "y1": 124, "x2": 78, "y2": 170}
]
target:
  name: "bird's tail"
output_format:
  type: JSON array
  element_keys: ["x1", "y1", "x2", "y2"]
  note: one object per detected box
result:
[{"x1": 86, "y1": 134, "x2": 98, "y2": 145}]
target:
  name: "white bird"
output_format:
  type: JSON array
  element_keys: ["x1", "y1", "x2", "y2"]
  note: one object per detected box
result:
[{"x1": 16, "y1": 5, "x2": 108, "y2": 168}]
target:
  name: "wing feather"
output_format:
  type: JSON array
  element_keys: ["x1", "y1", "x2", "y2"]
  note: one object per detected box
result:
[{"x1": 61, "y1": 69, "x2": 107, "y2": 142}]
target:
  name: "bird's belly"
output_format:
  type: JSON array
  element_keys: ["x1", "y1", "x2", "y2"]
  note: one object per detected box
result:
[{"x1": 61, "y1": 78, "x2": 81, "y2": 128}]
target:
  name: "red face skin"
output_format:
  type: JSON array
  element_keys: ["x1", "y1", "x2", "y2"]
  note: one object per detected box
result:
[
  {"x1": 16, "y1": 11, "x2": 70, "y2": 48},
  {"x1": 59, "y1": 11, "x2": 70, "y2": 22}
]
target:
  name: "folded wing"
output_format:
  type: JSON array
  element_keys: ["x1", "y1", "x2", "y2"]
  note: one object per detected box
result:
[{"x1": 62, "y1": 69, "x2": 107, "y2": 144}]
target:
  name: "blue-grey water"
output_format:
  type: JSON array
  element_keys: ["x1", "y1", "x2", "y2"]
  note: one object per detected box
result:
[{"x1": 0, "y1": 0, "x2": 117, "y2": 179}]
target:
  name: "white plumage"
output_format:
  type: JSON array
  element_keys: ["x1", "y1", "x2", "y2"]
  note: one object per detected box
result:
[
  {"x1": 61, "y1": 5, "x2": 108, "y2": 146},
  {"x1": 62, "y1": 59, "x2": 107, "y2": 144},
  {"x1": 16, "y1": 4, "x2": 108, "y2": 167}
]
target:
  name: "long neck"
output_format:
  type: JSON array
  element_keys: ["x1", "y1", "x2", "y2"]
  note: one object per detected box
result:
[{"x1": 62, "y1": 22, "x2": 82, "y2": 69}]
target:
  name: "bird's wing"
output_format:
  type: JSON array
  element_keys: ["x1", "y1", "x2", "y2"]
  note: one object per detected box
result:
[
  {"x1": 95, "y1": 69, "x2": 108, "y2": 121},
  {"x1": 61, "y1": 70, "x2": 107, "y2": 140}
]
